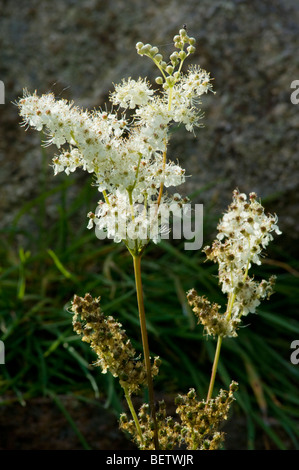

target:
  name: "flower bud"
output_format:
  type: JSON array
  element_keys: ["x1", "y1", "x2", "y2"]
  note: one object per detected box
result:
[
  {"x1": 187, "y1": 45, "x2": 196, "y2": 54},
  {"x1": 166, "y1": 76, "x2": 175, "y2": 87},
  {"x1": 170, "y1": 52, "x2": 179, "y2": 66},
  {"x1": 150, "y1": 46, "x2": 159, "y2": 56},
  {"x1": 140, "y1": 43, "x2": 152, "y2": 55},
  {"x1": 174, "y1": 41, "x2": 183, "y2": 49},
  {"x1": 136, "y1": 42, "x2": 145, "y2": 55},
  {"x1": 166, "y1": 65, "x2": 174, "y2": 75},
  {"x1": 154, "y1": 53, "x2": 163, "y2": 63},
  {"x1": 155, "y1": 76, "x2": 163, "y2": 85}
]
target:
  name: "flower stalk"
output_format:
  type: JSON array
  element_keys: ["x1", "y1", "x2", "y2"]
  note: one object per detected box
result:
[
  {"x1": 123, "y1": 385, "x2": 144, "y2": 446},
  {"x1": 206, "y1": 335, "x2": 223, "y2": 404},
  {"x1": 132, "y1": 253, "x2": 159, "y2": 450}
]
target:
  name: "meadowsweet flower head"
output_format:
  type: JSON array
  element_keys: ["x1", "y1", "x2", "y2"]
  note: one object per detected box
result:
[
  {"x1": 16, "y1": 30, "x2": 213, "y2": 255},
  {"x1": 188, "y1": 189, "x2": 281, "y2": 338},
  {"x1": 203, "y1": 189, "x2": 281, "y2": 292}
]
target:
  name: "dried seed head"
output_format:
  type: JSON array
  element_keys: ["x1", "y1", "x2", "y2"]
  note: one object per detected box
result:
[{"x1": 71, "y1": 293, "x2": 159, "y2": 395}]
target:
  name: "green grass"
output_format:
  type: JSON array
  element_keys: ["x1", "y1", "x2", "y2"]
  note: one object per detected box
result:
[{"x1": 0, "y1": 168, "x2": 298, "y2": 450}]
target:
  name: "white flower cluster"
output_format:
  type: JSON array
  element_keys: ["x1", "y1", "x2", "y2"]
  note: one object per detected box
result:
[
  {"x1": 87, "y1": 191, "x2": 189, "y2": 251},
  {"x1": 203, "y1": 189, "x2": 281, "y2": 336},
  {"x1": 17, "y1": 29, "x2": 213, "y2": 254}
]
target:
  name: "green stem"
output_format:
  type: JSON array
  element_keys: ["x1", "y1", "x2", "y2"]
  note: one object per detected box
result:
[
  {"x1": 206, "y1": 335, "x2": 223, "y2": 404},
  {"x1": 132, "y1": 253, "x2": 159, "y2": 450},
  {"x1": 123, "y1": 385, "x2": 144, "y2": 446},
  {"x1": 102, "y1": 190, "x2": 110, "y2": 205},
  {"x1": 153, "y1": 58, "x2": 167, "y2": 80},
  {"x1": 206, "y1": 257, "x2": 252, "y2": 403},
  {"x1": 225, "y1": 291, "x2": 236, "y2": 322},
  {"x1": 127, "y1": 189, "x2": 135, "y2": 221},
  {"x1": 156, "y1": 149, "x2": 167, "y2": 209},
  {"x1": 168, "y1": 86, "x2": 173, "y2": 111}
]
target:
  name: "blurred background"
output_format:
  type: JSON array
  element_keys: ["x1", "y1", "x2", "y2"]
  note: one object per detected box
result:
[{"x1": 0, "y1": 0, "x2": 298, "y2": 450}]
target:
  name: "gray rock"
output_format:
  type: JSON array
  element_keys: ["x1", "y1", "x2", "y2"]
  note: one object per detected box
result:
[{"x1": 1, "y1": 0, "x2": 298, "y2": 249}]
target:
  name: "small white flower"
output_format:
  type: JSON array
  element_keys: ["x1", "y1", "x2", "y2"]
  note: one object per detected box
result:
[{"x1": 110, "y1": 77, "x2": 154, "y2": 109}]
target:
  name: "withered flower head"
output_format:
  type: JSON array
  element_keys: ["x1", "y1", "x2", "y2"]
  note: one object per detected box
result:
[{"x1": 71, "y1": 293, "x2": 159, "y2": 395}]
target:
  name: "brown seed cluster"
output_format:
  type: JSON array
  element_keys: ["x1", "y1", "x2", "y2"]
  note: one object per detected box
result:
[
  {"x1": 120, "y1": 401, "x2": 182, "y2": 450},
  {"x1": 175, "y1": 381, "x2": 238, "y2": 450},
  {"x1": 187, "y1": 288, "x2": 234, "y2": 337},
  {"x1": 120, "y1": 382, "x2": 238, "y2": 450},
  {"x1": 71, "y1": 293, "x2": 160, "y2": 395}
]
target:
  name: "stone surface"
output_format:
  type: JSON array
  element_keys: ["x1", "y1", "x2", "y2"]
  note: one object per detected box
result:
[{"x1": 1, "y1": 0, "x2": 298, "y2": 249}]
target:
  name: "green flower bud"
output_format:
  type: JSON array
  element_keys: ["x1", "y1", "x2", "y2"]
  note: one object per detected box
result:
[
  {"x1": 155, "y1": 76, "x2": 163, "y2": 85},
  {"x1": 154, "y1": 53, "x2": 163, "y2": 63},
  {"x1": 139, "y1": 46, "x2": 148, "y2": 55},
  {"x1": 150, "y1": 46, "x2": 159, "y2": 56},
  {"x1": 170, "y1": 51, "x2": 179, "y2": 66},
  {"x1": 142, "y1": 43, "x2": 152, "y2": 54},
  {"x1": 187, "y1": 45, "x2": 196, "y2": 54},
  {"x1": 166, "y1": 76, "x2": 175, "y2": 87},
  {"x1": 166, "y1": 65, "x2": 174, "y2": 75},
  {"x1": 179, "y1": 50, "x2": 187, "y2": 60}
]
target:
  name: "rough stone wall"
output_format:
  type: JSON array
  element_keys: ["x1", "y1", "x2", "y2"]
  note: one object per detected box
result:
[{"x1": 1, "y1": 0, "x2": 298, "y2": 248}]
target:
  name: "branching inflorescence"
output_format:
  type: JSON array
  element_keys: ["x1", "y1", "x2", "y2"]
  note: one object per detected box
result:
[
  {"x1": 17, "y1": 28, "x2": 213, "y2": 256},
  {"x1": 188, "y1": 189, "x2": 281, "y2": 339},
  {"x1": 17, "y1": 28, "x2": 281, "y2": 451}
]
